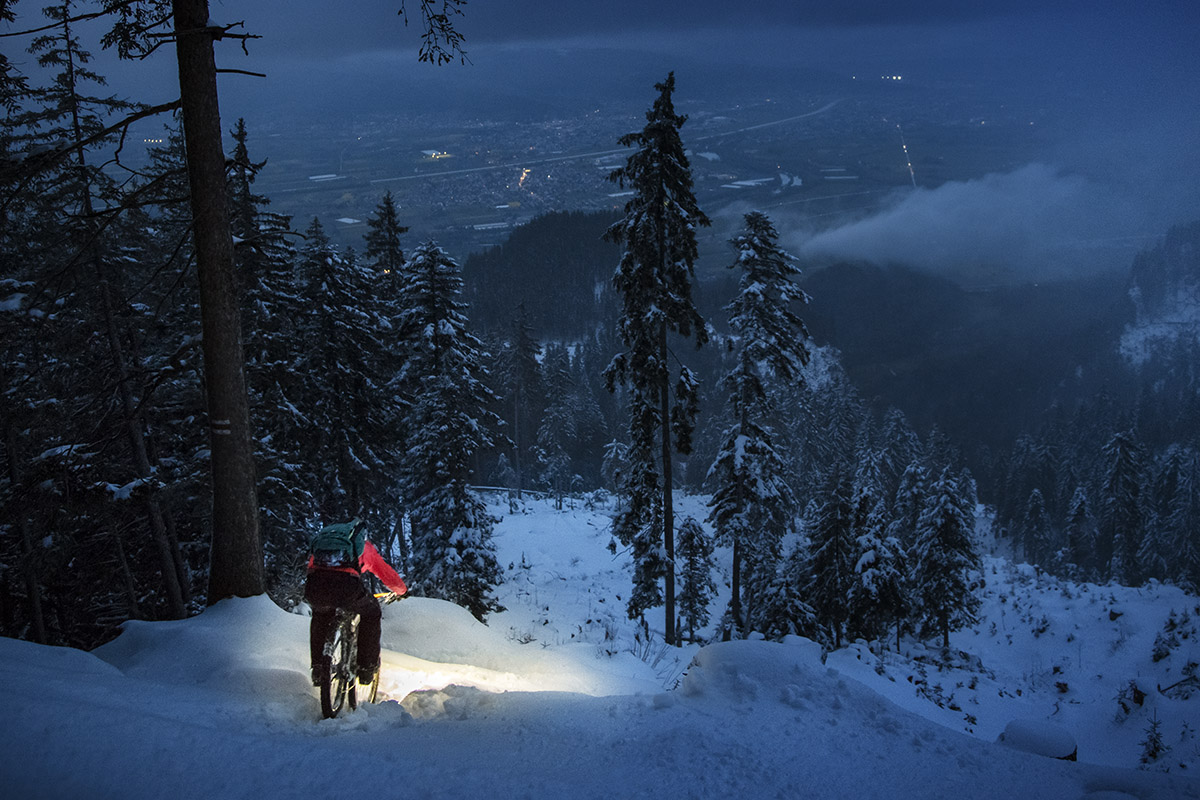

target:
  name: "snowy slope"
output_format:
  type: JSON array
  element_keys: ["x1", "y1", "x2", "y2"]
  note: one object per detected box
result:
[{"x1": 2, "y1": 494, "x2": 1198, "y2": 800}]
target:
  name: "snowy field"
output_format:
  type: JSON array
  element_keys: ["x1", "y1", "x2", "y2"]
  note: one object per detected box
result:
[{"x1": 3, "y1": 494, "x2": 1199, "y2": 799}]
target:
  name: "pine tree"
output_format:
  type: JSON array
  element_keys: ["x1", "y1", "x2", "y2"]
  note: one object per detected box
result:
[
  {"x1": 565, "y1": 348, "x2": 610, "y2": 489},
  {"x1": 536, "y1": 344, "x2": 575, "y2": 508},
  {"x1": 848, "y1": 450, "x2": 908, "y2": 646},
  {"x1": 1139, "y1": 711, "x2": 1170, "y2": 770},
  {"x1": 293, "y1": 222, "x2": 390, "y2": 523},
  {"x1": 1100, "y1": 429, "x2": 1147, "y2": 584},
  {"x1": 364, "y1": 190, "x2": 409, "y2": 277},
  {"x1": 888, "y1": 459, "x2": 929, "y2": 550},
  {"x1": 10, "y1": 3, "x2": 193, "y2": 624},
  {"x1": 707, "y1": 210, "x2": 810, "y2": 638},
  {"x1": 1172, "y1": 451, "x2": 1200, "y2": 591},
  {"x1": 171, "y1": 0, "x2": 264, "y2": 604},
  {"x1": 1022, "y1": 488, "x2": 1051, "y2": 567},
  {"x1": 676, "y1": 516, "x2": 717, "y2": 642},
  {"x1": 497, "y1": 303, "x2": 543, "y2": 499},
  {"x1": 1062, "y1": 486, "x2": 1097, "y2": 580},
  {"x1": 912, "y1": 468, "x2": 982, "y2": 652},
  {"x1": 363, "y1": 192, "x2": 414, "y2": 564},
  {"x1": 603, "y1": 72, "x2": 709, "y2": 642},
  {"x1": 879, "y1": 407, "x2": 923, "y2": 506},
  {"x1": 807, "y1": 469, "x2": 856, "y2": 649},
  {"x1": 397, "y1": 241, "x2": 503, "y2": 620},
  {"x1": 750, "y1": 543, "x2": 818, "y2": 641},
  {"x1": 226, "y1": 120, "x2": 309, "y2": 597},
  {"x1": 1140, "y1": 448, "x2": 1187, "y2": 582}
]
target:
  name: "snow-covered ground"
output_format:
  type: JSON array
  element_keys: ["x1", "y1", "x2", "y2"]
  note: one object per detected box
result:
[{"x1": 3, "y1": 494, "x2": 1199, "y2": 799}]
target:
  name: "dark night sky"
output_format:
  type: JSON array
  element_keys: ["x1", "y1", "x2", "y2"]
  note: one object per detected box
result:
[
  {"x1": 7, "y1": 0, "x2": 1196, "y2": 282},
  {"x1": 232, "y1": 1, "x2": 1190, "y2": 53},
  {"x1": 191, "y1": 0, "x2": 1197, "y2": 113},
  {"x1": 14, "y1": 1, "x2": 1188, "y2": 118}
]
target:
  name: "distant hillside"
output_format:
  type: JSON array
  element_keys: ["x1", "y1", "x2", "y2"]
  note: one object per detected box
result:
[
  {"x1": 1121, "y1": 220, "x2": 1200, "y2": 364},
  {"x1": 462, "y1": 210, "x2": 621, "y2": 338},
  {"x1": 800, "y1": 263, "x2": 1133, "y2": 451},
  {"x1": 461, "y1": 211, "x2": 1142, "y2": 460}
]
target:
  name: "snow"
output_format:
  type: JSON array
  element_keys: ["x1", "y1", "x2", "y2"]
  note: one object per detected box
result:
[
  {"x1": 3, "y1": 494, "x2": 1199, "y2": 799},
  {"x1": 1, "y1": 291, "x2": 28, "y2": 312},
  {"x1": 999, "y1": 719, "x2": 1078, "y2": 759}
]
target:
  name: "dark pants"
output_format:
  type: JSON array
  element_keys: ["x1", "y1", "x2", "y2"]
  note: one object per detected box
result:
[{"x1": 305, "y1": 570, "x2": 382, "y2": 671}]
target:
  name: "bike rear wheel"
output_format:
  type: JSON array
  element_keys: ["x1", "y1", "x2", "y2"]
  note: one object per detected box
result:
[{"x1": 319, "y1": 621, "x2": 351, "y2": 719}]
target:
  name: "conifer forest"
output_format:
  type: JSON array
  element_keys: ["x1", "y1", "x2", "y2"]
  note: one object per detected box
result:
[{"x1": 2, "y1": 0, "x2": 1200, "y2": 659}]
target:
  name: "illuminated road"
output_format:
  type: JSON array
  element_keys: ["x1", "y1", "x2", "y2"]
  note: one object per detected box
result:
[
  {"x1": 692, "y1": 99, "x2": 842, "y2": 141},
  {"x1": 353, "y1": 99, "x2": 845, "y2": 187}
]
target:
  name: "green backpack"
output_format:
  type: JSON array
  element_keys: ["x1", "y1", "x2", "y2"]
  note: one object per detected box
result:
[{"x1": 309, "y1": 520, "x2": 366, "y2": 570}]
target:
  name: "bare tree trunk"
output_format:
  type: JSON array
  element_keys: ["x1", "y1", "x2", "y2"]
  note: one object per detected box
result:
[
  {"x1": 659, "y1": 325, "x2": 676, "y2": 647},
  {"x1": 3, "y1": 383, "x2": 48, "y2": 644},
  {"x1": 109, "y1": 523, "x2": 141, "y2": 619},
  {"x1": 18, "y1": 504, "x2": 48, "y2": 643},
  {"x1": 95, "y1": 269, "x2": 187, "y2": 618},
  {"x1": 161, "y1": 512, "x2": 192, "y2": 606},
  {"x1": 172, "y1": 0, "x2": 263, "y2": 602},
  {"x1": 512, "y1": 383, "x2": 522, "y2": 500},
  {"x1": 387, "y1": 512, "x2": 411, "y2": 575},
  {"x1": 125, "y1": 317, "x2": 194, "y2": 607},
  {"x1": 729, "y1": 540, "x2": 742, "y2": 638}
]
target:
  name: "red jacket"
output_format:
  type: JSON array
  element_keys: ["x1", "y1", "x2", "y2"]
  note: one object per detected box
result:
[{"x1": 307, "y1": 540, "x2": 408, "y2": 596}]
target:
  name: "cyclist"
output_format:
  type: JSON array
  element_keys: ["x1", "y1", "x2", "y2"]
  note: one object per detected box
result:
[{"x1": 305, "y1": 519, "x2": 407, "y2": 687}]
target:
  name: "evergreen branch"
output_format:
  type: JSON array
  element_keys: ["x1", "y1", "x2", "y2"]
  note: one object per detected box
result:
[
  {"x1": 0, "y1": 8, "x2": 111, "y2": 38},
  {"x1": 0, "y1": 99, "x2": 181, "y2": 219},
  {"x1": 215, "y1": 68, "x2": 266, "y2": 78},
  {"x1": 398, "y1": 0, "x2": 470, "y2": 66}
]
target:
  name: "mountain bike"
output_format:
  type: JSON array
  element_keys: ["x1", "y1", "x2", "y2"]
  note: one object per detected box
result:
[{"x1": 317, "y1": 592, "x2": 398, "y2": 719}]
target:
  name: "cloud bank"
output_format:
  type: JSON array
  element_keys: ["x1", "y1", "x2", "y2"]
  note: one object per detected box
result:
[{"x1": 794, "y1": 164, "x2": 1168, "y2": 286}]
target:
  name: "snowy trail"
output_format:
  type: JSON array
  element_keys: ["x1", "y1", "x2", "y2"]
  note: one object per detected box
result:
[
  {"x1": 4, "y1": 618, "x2": 1195, "y2": 800},
  {"x1": 4, "y1": 497, "x2": 1200, "y2": 798}
]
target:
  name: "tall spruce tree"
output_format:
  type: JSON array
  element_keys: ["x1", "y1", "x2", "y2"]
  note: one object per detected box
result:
[
  {"x1": 363, "y1": 191, "x2": 412, "y2": 562},
  {"x1": 1022, "y1": 488, "x2": 1051, "y2": 567},
  {"x1": 497, "y1": 303, "x2": 543, "y2": 499},
  {"x1": 364, "y1": 190, "x2": 409, "y2": 276},
  {"x1": 227, "y1": 120, "x2": 309, "y2": 598},
  {"x1": 1062, "y1": 486, "x2": 1097, "y2": 579},
  {"x1": 293, "y1": 221, "x2": 389, "y2": 523},
  {"x1": 1173, "y1": 451, "x2": 1200, "y2": 591},
  {"x1": 536, "y1": 343, "x2": 575, "y2": 508},
  {"x1": 676, "y1": 516, "x2": 717, "y2": 642},
  {"x1": 912, "y1": 468, "x2": 982, "y2": 652},
  {"x1": 707, "y1": 211, "x2": 810, "y2": 637},
  {"x1": 848, "y1": 448, "x2": 908, "y2": 647},
  {"x1": 397, "y1": 241, "x2": 503, "y2": 620},
  {"x1": 848, "y1": 494, "x2": 908, "y2": 649},
  {"x1": 1099, "y1": 429, "x2": 1147, "y2": 584},
  {"x1": 603, "y1": 72, "x2": 709, "y2": 642},
  {"x1": 807, "y1": 468, "x2": 856, "y2": 648}
]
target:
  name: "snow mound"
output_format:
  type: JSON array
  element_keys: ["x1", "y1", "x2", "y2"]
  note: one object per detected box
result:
[
  {"x1": 998, "y1": 718, "x2": 1078, "y2": 760},
  {"x1": 95, "y1": 594, "x2": 312, "y2": 687}
]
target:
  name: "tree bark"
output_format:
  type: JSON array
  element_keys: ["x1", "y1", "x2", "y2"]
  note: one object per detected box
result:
[
  {"x1": 730, "y1": 540, "x2": 742, "y2": 638},
  {"x1": 512, "y1": 381, "x2": 522, "y2": 500},
  {"x1": 171, "y1": 0, "x2": 263, "y2": 603},
  {"x1": 4, "y1": 417, "x2": 47, "y2": 644},
  {"x1": 109, "y1": 523, "x2": 142, "y2": 619}
]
